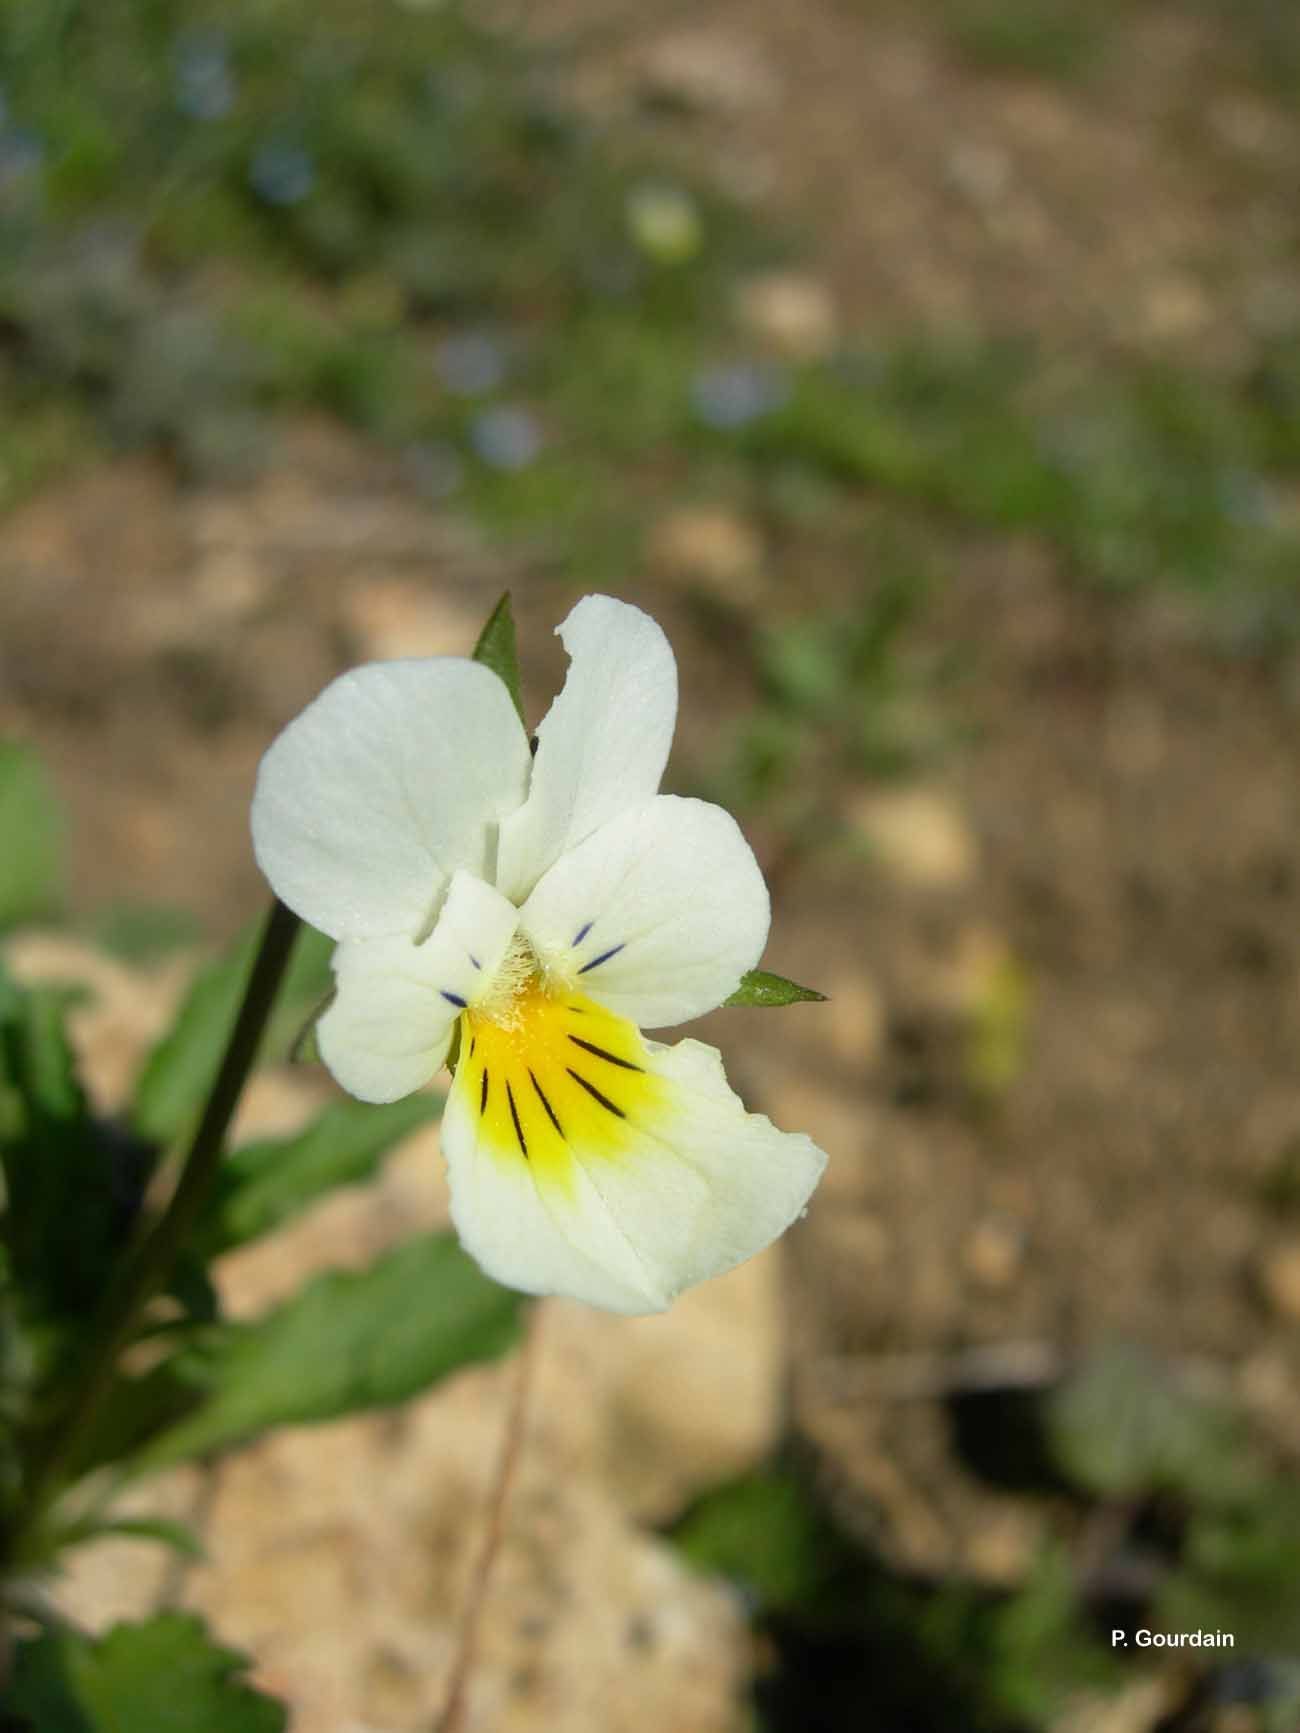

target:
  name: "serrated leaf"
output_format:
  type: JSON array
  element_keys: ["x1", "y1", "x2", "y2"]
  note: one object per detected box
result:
[
  {"x1": 2, "y1": 1612, "x2": 285, "y2": 1733},
  {"x1": 723, "y1": 969, "x2": 826, "y2": 1008},
  {"x1": 472, "y1": 591, "x2": 525, "y2": 724},
  {"x1": 198, "y1": 1093, "x2": 442, "y2": 1255},
  {"x1": 130, "y1": 922, "x2": 332, "y2": 1149},
  {"x1": 129, "y1": 1233, "x2": 521, "y2": 1472},
  {"x1": 0, "y1": 741, "x2": 66, "y2": 930}
]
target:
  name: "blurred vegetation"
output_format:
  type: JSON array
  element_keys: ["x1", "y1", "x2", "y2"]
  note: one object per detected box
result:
[
  {"x1": 2, "y1": 0, "x2": 1299, "y2": 1727},
  {"x1": 672, "y1": 1344, "x2": 1300, "y2": 1731}
]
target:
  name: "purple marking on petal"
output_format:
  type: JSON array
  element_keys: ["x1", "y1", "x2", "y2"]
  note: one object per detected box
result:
[
  {"x1": 441, "y1": 990, "x2": 468, "y2": 1008},
  {"x1": 578, "y1": 943, "x2": 625, "y2": 975},
  {"x1": 573, "y1": 921, "x2": 593, "y2": 946},
  {"x1": 469, "y1": 954, "x2": 481, "y2": 970}
]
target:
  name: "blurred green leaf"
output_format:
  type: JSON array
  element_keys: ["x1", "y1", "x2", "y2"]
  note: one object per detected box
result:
[
  {"x1": 724, "y1": 970, "x2": 826, "y2": 1008},
  {"x1": 130, "y1": 922, "x2": 333, "y2": 1149},
  {"x1": 86, "y1": 903, "x2": 204, "y2": 967},
  {"x1": 983, "y1": 1545, "x2": 1119, "y2": 1722},
  {"x1": 472, "y1": 591, "x2": 525, "y2": 725},
  {"x1": 0, "y1": 966, "x2": 136, "y2": 1334},
  {"x1": 1160, "y1": 1488, "x2": 1300, "y2": 1652},
  {"x1": 129, "y1": 1233, "x2": 521, "y2": 1472},
  {"x1": 672, "y1": 1470, "x2": 836, "y2": 1610},
  {"x1": 0, "y1": 742, "x2": 66, "y2": 931},
  {"x1": 199, "y1": 1093, "x2": 443, "y2": 1256},
  {"x1": 1046, "y1": 1342, "x2": 1264, "y2": 1505},
  {"x1": 55, "y1": 1514, "x2": 205, "y2": 1561},
  {"x1": 2, "y1": 1612, "x2": 285, "y2": 1733}
]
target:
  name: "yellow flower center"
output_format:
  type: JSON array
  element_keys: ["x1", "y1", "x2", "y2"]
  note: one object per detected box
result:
[{"x1": 457, "y1": 977, "x2": 666, "y2": 1186}]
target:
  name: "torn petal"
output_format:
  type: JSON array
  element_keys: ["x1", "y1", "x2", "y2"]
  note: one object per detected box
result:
[{"x1": 494, "y1": 596, "x2": 678, "y2": 904}]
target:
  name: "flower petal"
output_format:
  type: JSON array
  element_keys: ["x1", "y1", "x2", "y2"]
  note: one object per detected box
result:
[
  {"x1": 494, "y1": 596, "x2": 677, "y2": 903},
  {"x1": 518, "y1": 794, "x2": 769, "y2": 1028},
  {"x1": 318, "y1": 871, "x2": 520, "y2": 1103},
  {"x1": 252, "y1": 659, "x2": 531, "y2": 942},
  {"x1": 442, "y1": 991, "x2": 826, "y2": 1313}
]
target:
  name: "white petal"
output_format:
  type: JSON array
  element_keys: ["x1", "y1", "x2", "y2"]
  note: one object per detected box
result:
[
  {"x1": 441, "y1": 992, "x2": 826, "y2": 1314},
  {"x1": 441, "y1": 1075, "x2": 666, "y2": 1313},
  {"x1": 494, "y1": 596, "x2": 677, "y2": 903},
  {"x1": 252, "y1": 659, "x2": 530, "y2": 942},
  {"x1": 633, "y1": 1036, "x2": 827, "y2": 1292},
  {"x1": 318, "y1": 871, "x2": 520, "y2": 1103},
  {"x1": 518, "y1": 795, "x2": 769, "y2": 1028}
]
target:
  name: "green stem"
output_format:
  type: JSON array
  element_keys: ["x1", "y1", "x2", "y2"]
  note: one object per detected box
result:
[{"x1": 9, "y1": 898, "x2": 301, "y2": 1567}]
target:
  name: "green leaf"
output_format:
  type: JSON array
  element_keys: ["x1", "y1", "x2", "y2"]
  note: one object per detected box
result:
[
  {"x1": 472, "y1": 591, "x2": 525, "y2": 724},
  {"x1": 2, "y1": 1612, "x2": 285, "y2": 1733},
  {"x1": 1159, "y1": 1487, "x2": 1300, "y2": 1653},
  {"x1": 1045, "y1": 1342, "x2": 1264, "y2": 1506},
  {"x1": 0, "y1": 741, "x2": 66, "y2": 931},
  {"x1": 723, "y1": 969, "x2": 826, "y2": 1008},
  {"x1": 130, "y1": 1233, "x2": 522, "y2": 1472},
  {"x1": 0, "y1": 971, "x2": 139, "y2": 1332},
  {"x1": 199, "y1": 1093, "x2": 443, "y2": 1255},
  {"x1": 130, "y1": 923, "x2": 333, "y2": 1149}
]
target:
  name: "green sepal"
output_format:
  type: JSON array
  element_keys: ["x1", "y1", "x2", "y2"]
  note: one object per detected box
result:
[
  {"x1": 724, "y1": 969, "x2": 827, "y2": 1008},
  {"x1": 472, "y1": 591, "x2": 525, "y2": 725}
]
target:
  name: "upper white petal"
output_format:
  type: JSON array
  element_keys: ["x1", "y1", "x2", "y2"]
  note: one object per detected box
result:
[
  {"x1": 317, "y1": 871, "x2": 520, "y2": 1104},
  {"x1": 518, "y1": 794, "x2": 770, "y2": 1029},
  {"x1": 494, "y1": 596, "x2": 677, "y2": 904},
  {"x1": 252, "y1": 659, "x2": 531, "y2": 942}
]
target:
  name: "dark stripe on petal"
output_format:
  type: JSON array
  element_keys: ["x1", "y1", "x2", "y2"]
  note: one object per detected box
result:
[
  {"x1": 469, "y1": 1035, "x2": 477, "y2": 1058},
  {"x1": 441, "y1": 990, "x2": 468, "y2": 1009},
  {"x1": 569, "y1": 1034, "x2": 643, "y2": 1072},
  {"x1": 573, "y1": 920, "x2": 593, "y2": 946},
  {"x1": 469, "y1": 954, "x2": 481, "y2": 970},
  {"x1": 506, "y1": 1081, "x2": 529, "y2": 1159},
  {"x1": 529, "y1": 1069, "x2": 565, "y2": 1140},
  {"x1": 480, "y1": 1069, "x2": 489, "y2": 1117},
  {"x1": 578, "y1": 943, "x2": 625, "y2": 975},
  {"x1": 566, "y1": 1067, "x2": 626, "y2": 1119}
]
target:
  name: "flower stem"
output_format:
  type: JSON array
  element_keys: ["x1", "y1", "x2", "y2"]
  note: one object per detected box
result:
[
  {"x1": 10, "y1": 897, "x2": 301, "y2": 1567},
  {"x1": 436, "y1": 1300, "x2": 543, "y2": 1733}
]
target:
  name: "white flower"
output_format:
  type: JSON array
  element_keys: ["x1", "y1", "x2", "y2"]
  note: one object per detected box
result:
[{"x1": 251, "y1": 595, "x2": 827, "y2": 1314}]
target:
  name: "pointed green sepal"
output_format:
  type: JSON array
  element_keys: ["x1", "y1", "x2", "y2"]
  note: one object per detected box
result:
[
  {"x1": 724, "y1": 969, "x2": 827, "y2": 1008},
  {"x1": 472, "y1": 591, "x2": 525, "y2": 725}
]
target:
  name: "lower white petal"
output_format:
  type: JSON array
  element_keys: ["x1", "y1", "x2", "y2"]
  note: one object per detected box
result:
[
  {"x1": 439, "y1": 989, "x2": 826, "y2": 1313},
  {"x1": 318, "y1": 871, "x2": 520, "y2": 1104}
]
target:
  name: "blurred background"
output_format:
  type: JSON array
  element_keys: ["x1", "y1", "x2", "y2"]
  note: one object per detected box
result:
[{"x1": 2, "y1": 0, "x2": 1299, "y2": 1728}]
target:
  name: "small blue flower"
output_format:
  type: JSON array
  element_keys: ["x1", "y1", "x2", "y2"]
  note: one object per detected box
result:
[
  {"x1": 174, "y1": 30, "x2": 236, "y2": 121},
  {"x1": 470, "y1": 405, "x2": 543, "y2": 472},
  {"x1": 249, "y1": 139, "x2": 315, "y2": 207},
  {"x1": 435, "y1": 330, "x2": 508, "y2": 397},
  {"x1": 691, "y1": 361, "x2": 789, "y2": 432}
]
